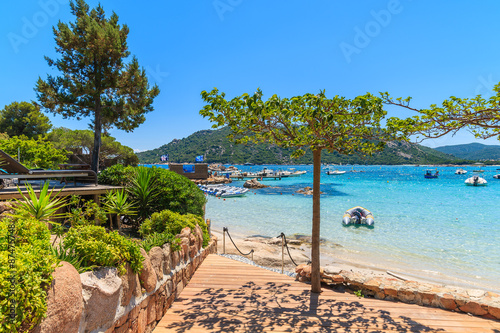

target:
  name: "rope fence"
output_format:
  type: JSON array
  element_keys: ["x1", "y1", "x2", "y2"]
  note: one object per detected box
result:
[
  {"x1": 222, "y1": 227, "x2": 301, "y2": 274},
  {"x1": 223, "y1": 227, "x2": 254, "y2": 261}
]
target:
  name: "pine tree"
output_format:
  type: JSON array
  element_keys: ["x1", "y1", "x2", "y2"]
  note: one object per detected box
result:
[{"x1": 36, "y1": 0, "x2": 160, "y2": 172}]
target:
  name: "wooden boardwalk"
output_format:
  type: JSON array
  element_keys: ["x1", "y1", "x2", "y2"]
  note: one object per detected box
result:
[{"x1": 154, "y1": 255, "x2": 500, "y2": 333}]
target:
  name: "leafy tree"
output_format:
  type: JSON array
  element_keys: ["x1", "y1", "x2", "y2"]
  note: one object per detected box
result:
[
  {"x1": 381, "y1": 87, "x2": 500, "y2": 142},
  {"x1": 0, "y1": 135, "x2": 67, "y2": 169},
  {"x1": 47, "y1": 127, "x2": 139, "y2": 166},
  {"x1": 35, "y1": 0, "x2": 160, "y2": 173},
  {"x1": 200, "y1": 89, "x2": 413, "y2": 293},
  {"x1": 0, "y1": 101, "x2": 52, "y2": 138}
]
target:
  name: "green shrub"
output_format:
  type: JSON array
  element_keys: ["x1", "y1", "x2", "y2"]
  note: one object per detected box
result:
[
  {"x1": 98, "y1": 164, "x2": 133, "y2": 186},
  {"x1": 140, "y1": 209, "x2": 209, "y2": 247},
  {"x1": 0, "y1": 217, "x2": 57, "y2": 332},
  {"x1": 141, "y1": 232, "x2": 181, "y2": 253},
  {"x1": 99, "y1": 165, "x2": 207, "y2": 224},
  {"x1": 63, "y1": 225, "x2": 143, "y2": 274},
  {"x1": 150, "y1": 167, "x2": 206, "y2": 217},
  {"x1": 66, "y1": 196, "x2": 107, "y2": 227}
]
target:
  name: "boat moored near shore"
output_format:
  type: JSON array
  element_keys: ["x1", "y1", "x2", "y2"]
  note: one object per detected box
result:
[{"x1": 342, "y1": 206, "x2": 374, "y2": 227}]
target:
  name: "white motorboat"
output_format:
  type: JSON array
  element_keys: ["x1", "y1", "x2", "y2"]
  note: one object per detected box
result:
[
  {"x1": 455, "y1": 169, "x2": 467, "y2": 175},
  {"x1": 465, "y1": 175, "x2": 487, "y2": 186},
  {"x1": 198, "y1": 184, "x2": 249, "y2": 197},
  {"x1": 493, "y1": 174, "x2": 500, "y2": 179},
  {"x1": 326, "y1": 168, "x2": 346, "y2": 175}
]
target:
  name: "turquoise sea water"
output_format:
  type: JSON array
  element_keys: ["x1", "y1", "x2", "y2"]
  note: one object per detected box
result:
[{"x1": 203, "y1": 165, "x2": 500, "y2": 291}]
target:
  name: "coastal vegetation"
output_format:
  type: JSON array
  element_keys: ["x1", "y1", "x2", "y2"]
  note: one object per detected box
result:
[
  {"x1": 0, "y1": 101, "x2": 51, "y2": 139},
  {"x1": 434, "y1": 142, "x2": 500, "y2": 161},
  {"x1": 137, "y1": 126, "x2": 470, "y2": 165},
  {"x1": 98, "y1": 165, "x2": 207, "y2": 219},
  {"x1": 382, "y1": 89, "x2": 500, "y2": 149},
  {"x1": 199, "y1": 88, "x2": 415, "y2": 293},
  {"x1": 35, "y1": 0, "x2": 160, "y2": 173}
]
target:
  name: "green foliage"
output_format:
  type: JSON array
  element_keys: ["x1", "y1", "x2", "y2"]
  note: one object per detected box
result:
[
  {"x1": 129, "y1": 167, "x2": 159, "y2": 222},
  {"x1": 13, "y1": 182, "x2": 68, "y2": 224},
  {"x1": 381, "y1": 88, "x2": 500, "y2": 144},
  {"x1": 66, "y1": 196, "x2": 107, "y2": 227},
  {"x1": 0, "y1": 101, "x2": 52, "y2": 138},
  {"x1": 140, "y1": 232, "x2": 181, "y2": 253},
  {"x1": 47, "y1": 127, "x2": 139, "y2": 167},
  {"x1": 140, "y1": 209, "x2": 209, "y2": 247},
  {"x1": 148, "y1": 167, "x2": 206, "y2": 217},
  {"x1": 35, "y1": 0, "x2": 159, "y2": 172},
  {"x1": 200, "y1": 89, "x2": 413, "y2": 157},
  {"x1": 50, "y1": 243, "x2": 90, "y2": 274},
  {"x1": 97, "y1": 164, "x2": 132, "y2": 186},
  {"x1": 0, "y1": 217, "x2": 56, "y2": 332},
  {"x1": 0, "y1": 135, "x2": 68, "y2": 169},
  {"x1": 102, "y1": 190, "x2": 136, "y2": 231},
  {"x1": 63, "y1": 225, "x2": 143, "y2": 274},
  {"x1": 99, "y1": 165, "x2": 206, "y2": 219},
  {"x1": 137, "y1": 126, "x2": 458, "y2": 165},
  {"x1": 354, "y1": 289, "x2": 364, "y2": 298}
]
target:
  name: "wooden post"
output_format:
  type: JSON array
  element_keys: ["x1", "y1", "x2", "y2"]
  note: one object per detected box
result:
[
  {"x1": 223, "y1": 228, "x2": 226, "y2": 254},
  {"x1": 281, "y1": 234, "x2": 284, "y2": 274},
  {"x1": 206, "y1": 218, "x2": 211, "y2": 239},
  {"x1": 311, "y1": 148, "x2": 322, "y2": 293}
]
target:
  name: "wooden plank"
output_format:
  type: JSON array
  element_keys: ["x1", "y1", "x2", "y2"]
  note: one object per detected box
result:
[{"x1": 153, "y1": 254, "x2": 500, "y2": 333}]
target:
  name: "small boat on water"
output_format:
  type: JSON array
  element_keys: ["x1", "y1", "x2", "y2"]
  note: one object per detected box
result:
[
  {"x1": 455, "y1": 169, "x2": 467, "y2": 175},
  {"x1": 326, "y1": 168, "x2": 346, "y2": 175},
  {"x1": 465, "y1": 175, "x2": 487, "y2": 186},
  {"x1": 424, "y1": 169, "x2": 439, "y2": 179},
  {"x1": 198, "y1": 184, "x2": 249, "y2": 197},
  {"x1": 493, "y1": 174, "x2": 500, "y2": 179},
  {"x1": 342, "y1": 206, "x2": 374, "y2": 227}
]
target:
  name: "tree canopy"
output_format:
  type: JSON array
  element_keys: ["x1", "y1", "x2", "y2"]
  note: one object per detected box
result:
[
  {"x1": 47, "y1": 127, "x2": 139, "y2": 167},
  {"x1": 200, "y1": 88, "x2": 413, "y2": 292},
  {"x1": 381, "y1": 86, "x2": 500, "y2": 142},
  {"x1": 0, "y1": 135, "x2": 67, "y2": 169},
  {"x1": 0, "y1": 101, "x2": 52, "y2": 138},
  {"x1": 35, "y1": 0, "x2": 159, "y2": 172}
]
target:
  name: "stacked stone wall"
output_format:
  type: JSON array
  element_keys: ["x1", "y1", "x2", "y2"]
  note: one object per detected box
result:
[
  {"x1": 34, "y1": 226, "x2": 217, "y2": 333},
  {"x1": 295, "y1": 264, "x2": 500, "y2": 320}
]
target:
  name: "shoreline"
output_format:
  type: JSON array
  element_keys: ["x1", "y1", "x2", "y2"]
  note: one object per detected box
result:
[{"x1": 212, "y1": 228, "x2": 500, "y2": 294}]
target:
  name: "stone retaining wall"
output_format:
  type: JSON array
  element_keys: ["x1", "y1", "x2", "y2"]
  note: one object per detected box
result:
[
  {"x1": 34, "y1": 226, "x2": 217, "y2": 333},
  {"x1": 295, "y1": 264, "x2": 500, "y2": 321}
]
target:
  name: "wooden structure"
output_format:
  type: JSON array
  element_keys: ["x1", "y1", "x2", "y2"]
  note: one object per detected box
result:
[
  {"x1": 0, "y1": 149, "x2": 97, "y2": 185},
  {"x1": 168, "y1": 163, "x2": 208, "y2": 180},
  {"x1": 0, "y1": 181, "x2": 122, "y2": 202},
  {"x1": 154, "y1": 255, "x2": 500, "y2": 332}
]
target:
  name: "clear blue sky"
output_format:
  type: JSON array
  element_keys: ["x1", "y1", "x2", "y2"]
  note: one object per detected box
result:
[{"x1": 2, "y1": 0, "x2": 500, "y2": 152}]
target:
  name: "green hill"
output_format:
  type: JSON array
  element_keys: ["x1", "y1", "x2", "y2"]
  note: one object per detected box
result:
[
  {"x1": 137, "y1": 127, "x2": 462, "y2": 165},
  {"x1": 435, "y1": 143, "x2": 500, "y2": 161}
]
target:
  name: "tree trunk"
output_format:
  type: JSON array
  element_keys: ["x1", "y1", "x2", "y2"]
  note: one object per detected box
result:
[
  {"x1": 91, "y1": 101, "x2": 102, "y2": 173},
  {"x1": 117, "y1": 214, "x2": 121, "y2": 233},
  {"x1": 311, "y1": 148, "x2": 322, "y2": 293}
]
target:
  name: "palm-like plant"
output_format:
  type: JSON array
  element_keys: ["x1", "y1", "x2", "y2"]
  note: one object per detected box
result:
[
  {"x1": 128, "y1": 167, "x2": 159, "y2": 226},
  {"x1": 13, "y1": 182, "x2": 68, "y2": 224},
  {"x1": 103, "y1": 189, "x2": 136, "y2": 232}
]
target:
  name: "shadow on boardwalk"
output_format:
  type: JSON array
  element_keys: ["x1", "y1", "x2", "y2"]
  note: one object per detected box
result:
[{"x1": 163, "y1": 281, "x2": 443, "y2": 332}]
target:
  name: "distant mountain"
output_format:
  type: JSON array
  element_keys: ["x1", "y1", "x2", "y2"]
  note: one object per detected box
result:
[
  {"x1": 137, "y1": 127, "x2": 462, "y2": 165},
  {"x1": 434, "y1": 143, "x2": 500, "y2": 161}
]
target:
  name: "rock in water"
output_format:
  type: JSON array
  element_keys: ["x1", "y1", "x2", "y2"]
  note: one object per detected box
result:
[{"x1": 243, "y1": 179, "x2": 269, "y2": 189}]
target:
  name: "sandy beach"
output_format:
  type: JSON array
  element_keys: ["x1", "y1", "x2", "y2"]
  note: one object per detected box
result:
[{"x1": 211, "y1": 228, "x2": 499, "y2": 293}]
